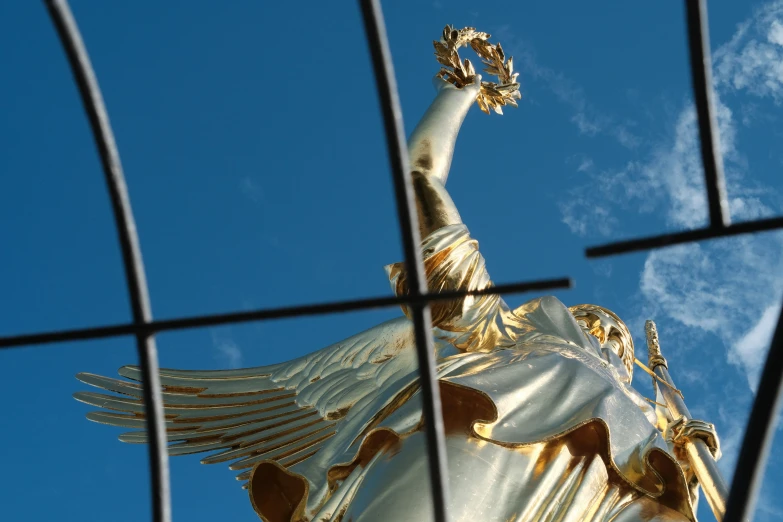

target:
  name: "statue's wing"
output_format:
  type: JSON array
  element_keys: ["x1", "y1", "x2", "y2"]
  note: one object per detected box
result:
[{"x1": 74, "y1": 317, "x2": 416, "y2": 487}]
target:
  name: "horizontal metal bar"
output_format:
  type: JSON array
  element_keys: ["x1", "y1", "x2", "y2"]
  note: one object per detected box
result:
[
  {"x1": 585, "y1": 216, "x2": 783, "y2": 258},
  {"x1": 724, "y1": 303, "x2": 783, "y2": 522},
  {"x1": 0, "y1": 277, "x2": 572, "y2": 350},
  {"x1": 43, "y1": 2, "x2": 170, "y2": 521},
  {"x1": 684, "y1": 0, "x2": 729, "y2": 228}
]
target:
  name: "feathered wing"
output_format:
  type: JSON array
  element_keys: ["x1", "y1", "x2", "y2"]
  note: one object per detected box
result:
[{"x1": 74, "y1": 317, "x2": 416, "y2": 488}]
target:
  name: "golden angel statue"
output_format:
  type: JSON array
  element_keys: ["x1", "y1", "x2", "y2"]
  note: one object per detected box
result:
[{"x1": 75, "y1": 27, "x2": 723, "y2": 522}]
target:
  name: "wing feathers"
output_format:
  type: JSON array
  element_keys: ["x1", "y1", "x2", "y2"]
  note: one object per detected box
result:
[
  {"x1": 229, "y1": 427, "x2": 336, "y2": 471},
  {"x1": 74, "y1": 390, "x2": 298, "y2": 419},
  {"x1": 75, "y1": 319, "x2": 412, "y2": 490},
  {"x1": 200, "y1": 417, "x2": 334, "y2": 464},
  {"x1": 76, "y1": 364, "x2": 339, "y2": 486},
  {"x1": 118, "y1": 364, "x2": 278, "y2": 381},
  {"x1": 85, "y1": 411, "x2": 170, "y2": 430},
  {"x1": 77, "y1": 372, "x2": 290, "y2": 406}
]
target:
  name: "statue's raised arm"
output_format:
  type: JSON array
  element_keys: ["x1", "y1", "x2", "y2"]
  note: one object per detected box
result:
[
  {"x1": 408, "y1": 25, "x2": 520, "y2": 238},
  {"x1": 407, "y1": 76, "x2": 476, "y2": 238},
  {"x1": 385, "y1": 28, "x2": 527, "y2": 350}
]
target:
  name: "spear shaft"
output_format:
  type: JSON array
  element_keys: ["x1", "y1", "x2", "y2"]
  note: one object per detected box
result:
[{"x1": 645, "y1": 320, "x2": 730, "y2": 521}]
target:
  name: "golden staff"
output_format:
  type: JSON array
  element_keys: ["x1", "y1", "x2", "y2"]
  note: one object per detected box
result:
[{"x1": 645, "y1": 320, "x2": 729, "y2": 521}]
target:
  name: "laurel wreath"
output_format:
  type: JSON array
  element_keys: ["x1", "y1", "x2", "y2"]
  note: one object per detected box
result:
[{"x1": 433, "y1": 25, "x2": 521, "y2": 115}]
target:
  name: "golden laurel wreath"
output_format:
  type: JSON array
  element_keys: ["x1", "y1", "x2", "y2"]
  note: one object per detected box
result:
[{"x1": 433, "y1": 25, "x2": 521, "y2": 115}]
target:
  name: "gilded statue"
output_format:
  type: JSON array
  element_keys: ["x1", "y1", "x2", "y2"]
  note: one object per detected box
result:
[{"x1": 75, "y1": 26, "x2": 725, "y2": 522}]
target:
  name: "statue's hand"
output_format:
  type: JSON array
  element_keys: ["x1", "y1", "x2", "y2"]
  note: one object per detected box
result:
[
  {"x1": 666, "y1": 416, "x2": 722, "y2": 461},
  {"x1": 432, "y1": 73, "x2": 482, "y2": 96}
]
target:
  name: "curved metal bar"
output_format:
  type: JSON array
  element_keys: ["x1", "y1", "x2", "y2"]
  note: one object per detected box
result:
[
  {"x1": 0, "y1": 277, "x2": 572, "y2": 350},
  {"x1": 724, "y1": 304, "x2": 783, "y2": 522},
  {"x1": 358, "y1": 1, "x2": 451, "y2": 521},
  {"x1": 43, "y1": 2, "x2": 171, "y2": 521},
  {"x1": 684, "y1": 0, "x2": 729, "y2": 228}
]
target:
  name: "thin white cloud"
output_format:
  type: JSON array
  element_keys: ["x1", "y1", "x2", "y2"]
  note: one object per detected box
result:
[
  {"x1": 577, "y1": 157, "x2": 594, "y2": 172},
  {"x1": 590, "y1": 260, "x2": 613, "y2": 279},
  {"x1": 239, "y1": 176, "x2": 266, "y2": 204},
  {"x1": 211, "y1": 331, "x2": 244, "y2": 369},
  {"x1": 769, "y1": 19, "x2": 783, "y2": 45},
  {"x1": 589, "y1": 93, "x2": 756, "y2": 231},
  {"x1": 217, "y1": 341, "x2": 243, "y2": 368},
  {"x1": 559, "y1": 194, "x2": 616, "y2": 237},
  {"x1": 239, "y1": 176, "x2": 264, "y2": 204},
  {"x1": 713, "y1": 1, "x2": 783, "y2": 104},
  {"x1": 731, "y1": 304, "x2": 780, "y2": 389},
  {"x1": 494, "y1": 26, "x2": 641, "y2": 149},
  {"x1": 613, "y1": 125, "x2": 641, "y2": 149},
  {"x1": 628, "y1": 3, "x2": 783, "y2": 389},
  {"x1": 558, "y1": 1, "x2": 783, "y2": 388},
  {"x1": 571, "y1": 112, "x2": 600, "y2": 136},
  {"x1": 639, "y1": 237, "x2": 783, "y2": 387}
]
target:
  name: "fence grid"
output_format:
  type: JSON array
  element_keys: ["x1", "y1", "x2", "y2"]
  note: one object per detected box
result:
[{"x1": 4, "y1": 1, "x2": 781, "y2": 521}]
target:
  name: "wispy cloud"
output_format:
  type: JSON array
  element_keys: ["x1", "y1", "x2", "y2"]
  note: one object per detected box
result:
[
  {"x1": 639, "y1": 236, "x2": 783, "y2": 388},
  {"x1": 577, "y1": 157, "x2": 594, "y2": 172},
  {"x1": 211, "y1": 330, "x2": 244, "y2": 369},
  {"x1": 558, "y1": 1, "x2": 783, "y2": 389},
  {"x1": 571, "y1": 112, "x2": 601, "y2": 136},
  {"x1": 559, "y1": 193, "x2": 616, "y2": 237},
  {"x1": 713, "y1": 1, "x2": 783, "y2": 104},
  {"x1": 731, "y1": 305, "x2": 780, "y2": 389},
  {"x1": 238, "y1": 175, "x2": 281, "y2": 247},
  {"x1": 239, "y1": 176, "x2": 265, "y2": 204},
  {"x1": 495, "y1": 26, "x2": 641, "y2": 149},
  {"x1": 631, "y1": 3, "x2": 783, "y2": 390}
]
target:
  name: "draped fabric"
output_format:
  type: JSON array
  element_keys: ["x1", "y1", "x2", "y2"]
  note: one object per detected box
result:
[
  {"x1": 246, "y1": 223, "x2": 695, "y2": 521},
  {"x1": 315, "y1": 430, "x2": 692, "y2": 522},
  {"x1": 386, "y1": 223, "x2": 528, "y2": 353}
]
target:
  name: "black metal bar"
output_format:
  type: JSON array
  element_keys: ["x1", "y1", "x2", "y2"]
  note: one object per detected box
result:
[
  {"x1": 684, "y1": 0, "x2": 729, "y2": 228},
  {"x1": 585, "y1": 216, "x2": 783, "y2": 258},
  {"x1": 0, "y1": 277, "x2": 572, "y2": 350},
  {"x1": 43, "y1": 2, "x2": 171, "y2": 521},
  {"x1": 724, "y1": 303, "x2": 783, "y2": 522},
  {"x1": 358, "y1": 1, "x2": 450, "y2": 520}
]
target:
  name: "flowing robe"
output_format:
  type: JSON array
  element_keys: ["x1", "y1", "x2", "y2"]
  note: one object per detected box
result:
[{"x1": 246, "y1": 224, "x2": 696, "y2": 522}]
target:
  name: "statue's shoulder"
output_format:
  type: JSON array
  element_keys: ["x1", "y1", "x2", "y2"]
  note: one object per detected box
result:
[{"x1": 512, "y1": 295, "x2": 591, "y2": 349}]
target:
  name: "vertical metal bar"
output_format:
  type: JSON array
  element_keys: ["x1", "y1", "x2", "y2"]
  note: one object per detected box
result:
[
  {"x1": 724, "y1": 304, "x2": 783, "y2": 522},
  {"x1": 358, "y1": 2, "x2": 450, "y2": 521},
  {"x1": 684, "y1": 0, "x2": 729, "y2": 228},
  {"x1": 43, "y1": 2, "x2": 171, "y2": 521}
]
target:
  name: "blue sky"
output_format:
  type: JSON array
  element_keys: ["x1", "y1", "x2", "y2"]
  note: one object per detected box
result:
[{"x1": 1, "y1": 1, "x2": 782, "y2": 521}]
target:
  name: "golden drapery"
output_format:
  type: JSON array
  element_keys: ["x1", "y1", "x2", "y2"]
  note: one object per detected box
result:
[{"x1": 246, "y1": 224, "x2": 697, "y2": 521}]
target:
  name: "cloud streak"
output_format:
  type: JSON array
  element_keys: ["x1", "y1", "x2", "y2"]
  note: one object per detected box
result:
[
  {"x1": 558, "y1": 1, "x2": 783, "y2": 388},
  {"x1": 714, "y1": 2, "x2": 783, "y2": 104},
  {"x1": 631, "y1": 3, "x2": 783, "y2": 390},
  {"x1": 495, "y1": 26, "x2": 641, "y2": 150},
  {"x1": 211, "y1": 331, "x2": 244, "y2": 369}
]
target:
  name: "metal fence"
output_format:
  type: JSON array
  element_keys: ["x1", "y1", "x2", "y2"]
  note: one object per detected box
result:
[{"x1": 2, "y1": 0, "x2": 782, "y2": 521}]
